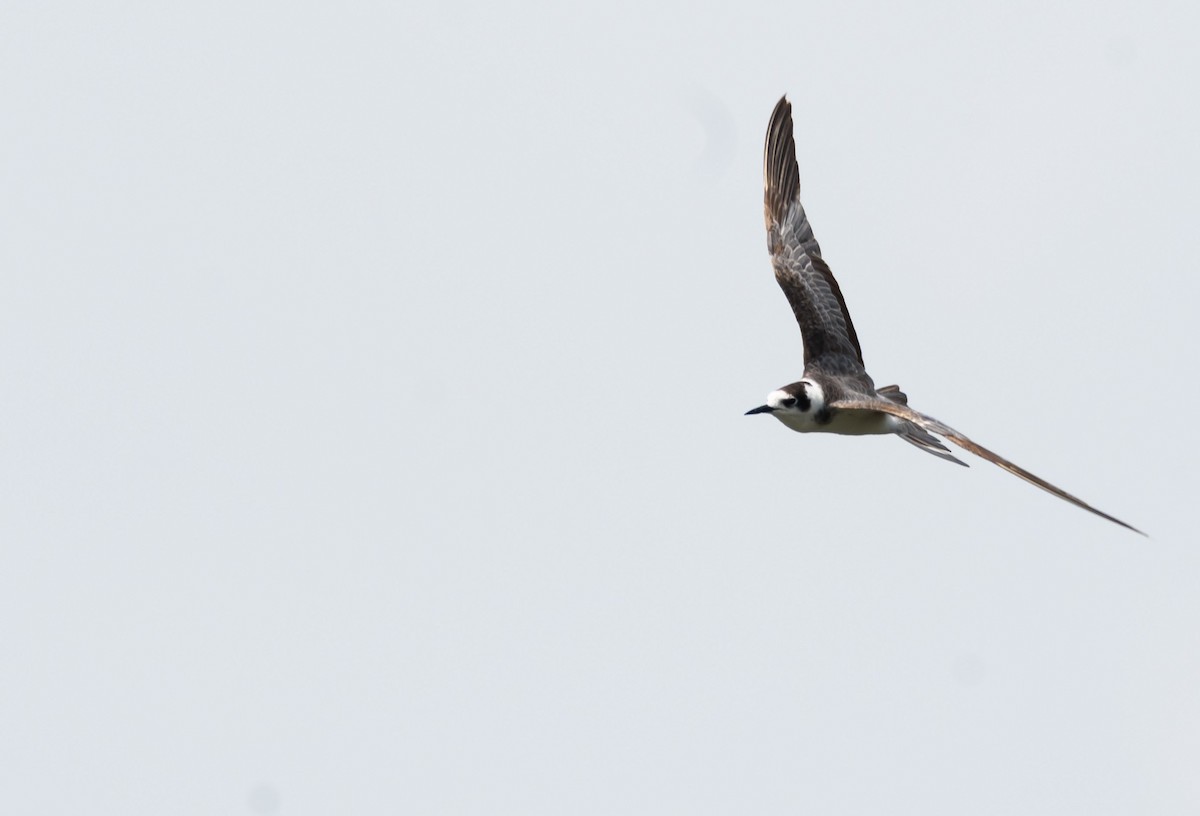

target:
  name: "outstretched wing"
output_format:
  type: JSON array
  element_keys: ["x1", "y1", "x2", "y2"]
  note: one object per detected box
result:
[
  {"x1": 831, "y1": 396, "x2": 1145, "y2": 535},
  {"x1": 764, "y1": 95, "x2": 864, "y2": 374}
]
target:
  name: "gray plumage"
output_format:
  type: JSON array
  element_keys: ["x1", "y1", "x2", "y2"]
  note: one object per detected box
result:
[
  {"x1": 764, "y1": 97, "x2": 865, "y2": 383},
  {"x1": 750, "y1": 95, "x2": 1144, "y2": 535}
]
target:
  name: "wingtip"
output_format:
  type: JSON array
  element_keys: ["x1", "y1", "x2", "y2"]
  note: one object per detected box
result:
[
  {"x1": 1090, "y1": 508, "x2": 1146, "y2": 537},
  {"x1": 764, "y1": 94, "x2": 799, "y2": 228}
]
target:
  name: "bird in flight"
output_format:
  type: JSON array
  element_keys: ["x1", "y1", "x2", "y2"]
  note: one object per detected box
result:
[{"x1": 745, "y1": 95, "x2": 1143, "y2": 535}]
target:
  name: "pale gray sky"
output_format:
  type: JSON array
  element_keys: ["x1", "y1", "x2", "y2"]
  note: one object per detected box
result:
[{"x1": 2, "y1": 1, "x2": 1198, "y2": 813}]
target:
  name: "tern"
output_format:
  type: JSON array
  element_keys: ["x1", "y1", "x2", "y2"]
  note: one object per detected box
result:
[{"x1": 746, "y1": 95, "x2": 1143, "y2": 535}]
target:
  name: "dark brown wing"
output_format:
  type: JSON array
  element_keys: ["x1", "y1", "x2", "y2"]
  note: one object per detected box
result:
[
  {"x1": 764, "y1": 96, "x2": 864, "y2": 373},
  {"x1": 831, "y1": 397, "x2": 1145, "y2": 535}
]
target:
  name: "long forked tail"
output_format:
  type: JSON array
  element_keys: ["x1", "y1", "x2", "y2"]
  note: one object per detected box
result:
[
  {"x1": 878, "y1": 385, "x2": 968, "y2": 466},
  {"x1": 897, "y1": 422, "x2": 969, "y2": 466}
]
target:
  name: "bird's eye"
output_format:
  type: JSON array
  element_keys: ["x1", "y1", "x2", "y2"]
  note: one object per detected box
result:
[{"x1": 781, "y1": 397, "x2": 797, "y2": 407}]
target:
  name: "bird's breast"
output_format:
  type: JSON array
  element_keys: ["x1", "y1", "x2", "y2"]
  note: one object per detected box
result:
[{"x1": 776, "y1": 408, "x2": 898, "y2": 436}]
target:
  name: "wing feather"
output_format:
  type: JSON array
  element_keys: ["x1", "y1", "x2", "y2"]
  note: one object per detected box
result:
[
  {"x1": 764, "y1": 96, "x2": 864, "y2": 372},
  {"x1": 831, "y1": 397, "x2": 1145, "y2": 535}
]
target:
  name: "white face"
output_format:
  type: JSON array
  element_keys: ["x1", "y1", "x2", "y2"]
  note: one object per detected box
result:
[
  {"x1": 766, "y1": 388, "x2": 804, "y2": 412},
  {"x1": 766, "y1": 379, "x2": 823, "y2": 414}
]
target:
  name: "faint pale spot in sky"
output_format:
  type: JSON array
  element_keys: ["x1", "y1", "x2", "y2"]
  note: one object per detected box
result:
[
  {"x1": 247, "y1": 783, "x2": 281, "y2": 814},
  {"x1": 685, "y1": 88, "x2": 737, "y2": 182},
  {"x1": 1105, "y1": 34, "x2": 1137, "y2": 68},
  {"x1": 951, "y1": 653, "x2": 986, "y2": 687}
]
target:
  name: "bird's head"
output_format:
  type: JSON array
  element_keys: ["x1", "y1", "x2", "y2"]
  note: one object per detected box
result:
[{"x1": 745, "y1": 379, "x2": 824, "y2": 421}]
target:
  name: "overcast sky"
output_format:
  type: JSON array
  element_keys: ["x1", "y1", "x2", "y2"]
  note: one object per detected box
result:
[{"x1": 3, "y1": 1, "x2": 1199, "y2": 814}]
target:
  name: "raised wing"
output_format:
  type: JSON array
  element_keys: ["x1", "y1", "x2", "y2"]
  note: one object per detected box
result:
[
  {"x1": 831, "y1": 396, "x2": 1145, "y2": 535},
  {"x1": 765, "y1": 95, "x2": 864, "y2": 373}
]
